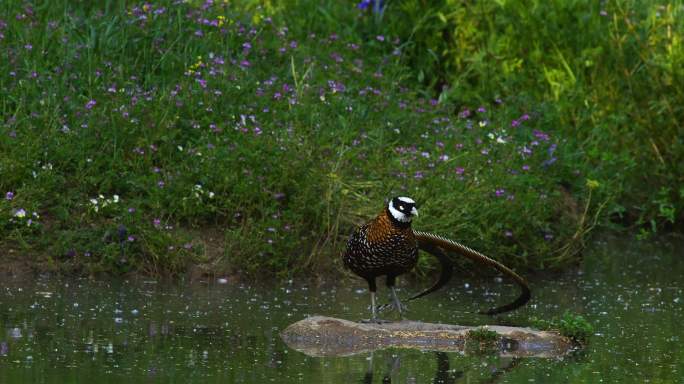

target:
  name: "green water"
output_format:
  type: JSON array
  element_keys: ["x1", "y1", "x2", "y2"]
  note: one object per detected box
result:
[{"x1": 1, "y1": 237, "x2": 683, "y2": 383}]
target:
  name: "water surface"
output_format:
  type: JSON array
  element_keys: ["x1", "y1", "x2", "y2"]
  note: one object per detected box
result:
[{"x1": 1, "y1": 236, "x2": 682, "y2": 382}]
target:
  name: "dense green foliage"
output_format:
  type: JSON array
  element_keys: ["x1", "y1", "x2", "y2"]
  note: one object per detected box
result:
[
  {"x1": 369, "y1": 0, "x2": 683, "y2": 234},
  {"x1": 1, "y1": 0, "x2": 676, "y2": 277}
]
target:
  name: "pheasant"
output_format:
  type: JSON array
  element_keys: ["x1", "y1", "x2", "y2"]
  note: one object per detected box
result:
[
  {"x1": 343, "y1": 196, "x2": 419, "y2": 321},
  {"x1": 343, "y1": 196, "x2": 531, "y2": 322}
]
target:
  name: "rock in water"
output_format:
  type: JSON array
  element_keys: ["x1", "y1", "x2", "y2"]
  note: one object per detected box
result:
[{"x1": 280, "y1": 316, "x2": 574, "y2": 358}]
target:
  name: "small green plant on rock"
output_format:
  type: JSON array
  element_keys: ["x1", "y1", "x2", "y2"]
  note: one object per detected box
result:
[
  {"x1": 467, "y1": 326, "x2": 499, "y2": 342},
  {"x1": 465, "y1": 326, "x2": 499, "y2": 354},
  {"x1": 531, "y1": 311, "x2": 593, "y2": 344}
]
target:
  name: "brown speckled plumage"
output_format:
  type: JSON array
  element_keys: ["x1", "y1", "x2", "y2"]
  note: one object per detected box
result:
[
  {"x1": 342, "y1": 196, "x2": 531, "y2": 320},
  {"x1": 343, "y1": 208, "x2": 418, "y2": 285},
  {"x1": 343, "y1": 197, "x2": 420, "y2": 320}
]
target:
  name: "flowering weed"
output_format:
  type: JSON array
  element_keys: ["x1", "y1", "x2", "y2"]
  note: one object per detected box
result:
[{"x1": 0, "y1": 0, "x2": 598, "y2": 276}]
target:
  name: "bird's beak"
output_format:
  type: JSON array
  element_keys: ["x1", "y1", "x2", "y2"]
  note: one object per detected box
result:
[{"x1": 411, "y1": 207, "x2": 419, "y2": 217}]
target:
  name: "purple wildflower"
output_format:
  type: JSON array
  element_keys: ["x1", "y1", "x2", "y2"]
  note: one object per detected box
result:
[
  {"x1": 357, "y1": 0, "x2": 372, "y2": 9},
  {"x1": 13, "y1": 208, "x2": 26, "y2": 218},
  {"x1": 5, "y1": 191, "x2": 13, "y2": 200},
  {"x1": 533, "y1": 130, "x2": 550, "y2": 141},
  {"x1": 85, "y1": 99, "x2": 96, "y2": 109},
  {"x1": 358, "y1": 0, "x2": 384, "y2": 11},
  {"x1": 327, "y1": 80, "x2": 346, "y2": 93},
  {"x1": 548, "y1": 143, "x2": 557, "y2": 155},
  {"x1": 495, "y1": 188, "x2": 505, "y2": 197}
]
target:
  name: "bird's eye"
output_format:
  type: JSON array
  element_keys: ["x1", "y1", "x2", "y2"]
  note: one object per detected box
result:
[{"x1": 399, "y1": 205, "x2": 404, "y2": 210}]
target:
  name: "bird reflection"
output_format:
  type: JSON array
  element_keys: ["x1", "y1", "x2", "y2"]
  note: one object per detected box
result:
[
  {"x1": 433, "y1": 352, "x2": 463, "y2": 383},
  {"x1": 361, "y1": 352, "x2": 400, "y2": 384},
  {"x1": 360, "y1": 352, "x2": 520, "y2": 383}
]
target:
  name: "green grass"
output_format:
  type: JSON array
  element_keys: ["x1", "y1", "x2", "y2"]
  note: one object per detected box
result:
[
  {"x1": 0, "y1": 0, "x2": 610, "y2": 277},
  {"x1": 369, "y1": 0, "x2": 684, "y2": 235}
]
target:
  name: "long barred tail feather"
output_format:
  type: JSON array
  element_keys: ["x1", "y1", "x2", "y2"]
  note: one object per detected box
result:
[{"x1": 411, "y1": 230, "x2": 531, "y2": 315}]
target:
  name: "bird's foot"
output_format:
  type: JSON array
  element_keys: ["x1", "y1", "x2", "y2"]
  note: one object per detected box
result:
[{"x1": 377, "y1": 301, "x2": 408, "y2": 315}]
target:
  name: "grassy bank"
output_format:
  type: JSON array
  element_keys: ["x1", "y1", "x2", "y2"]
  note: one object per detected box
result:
[
  {"x1": 369, "y1": 0, "x2": 683, "y2": 234},
  {"x1": 0, "y1": 0, "x2": 633, "y2": 277}
]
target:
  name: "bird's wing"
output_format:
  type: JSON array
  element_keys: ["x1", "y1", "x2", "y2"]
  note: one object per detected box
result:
[{"x1": 411, "y1": 230, "x2": 531, "y2": 315}]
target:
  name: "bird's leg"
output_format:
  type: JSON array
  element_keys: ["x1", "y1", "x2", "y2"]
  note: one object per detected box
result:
[
  {"x1": 389, "y1": 286, "x2": 407, "y2": 318},
  {"x1": 360, "y1": 278, "x2": 390, "y2": 323},
  {"x1": 379, "y1": 275, "x2": 407, "y2": 318}
]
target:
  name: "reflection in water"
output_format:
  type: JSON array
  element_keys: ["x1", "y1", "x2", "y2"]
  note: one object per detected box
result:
[
  {"x1": 0, "y1": 237, "x2": 682, "y2": 383},
  {"x1": 433, "y1": 352, "x2": 463, "y2": 384},
  {"x1": 361, "y1": 352, "x2": 399, "y2": 384},
  {"x1": 359, "y1": 352, "x2": 522, "y2": 384}
]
